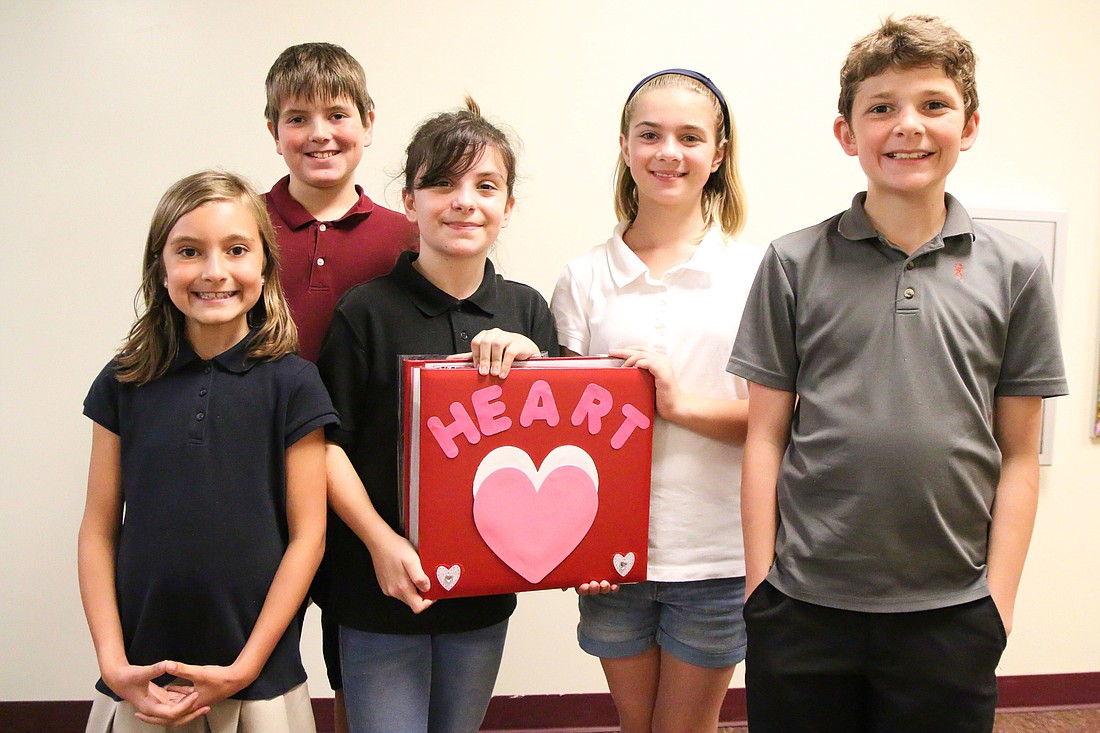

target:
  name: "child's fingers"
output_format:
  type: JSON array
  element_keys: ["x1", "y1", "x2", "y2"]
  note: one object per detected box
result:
[
  {"x1": 170, "y1": 706, "x2": 212, "y2": 728},
  {"x1": 133, "y1": 689, "x2": 202, "y2": 726},
  {"x1": 496, "y1": 348, "x2": 518, "y2": 379},
  {"x1": 477, "y1": 337, "x2": 500, "y2": 376},
  {"x1": 406, "y1": 561, "x2": 431, "y2": 593},
  {"x1": 135, "y1": 702, "x2": 210, "y2": 728},
  {"x1": 576, "y1": 580, "x2": 620, "y2": 595},
  {"x1": 491, "y1": 340, "x2": 510, "y2": 376},
  {"x1": 163, "y1": 660, "x2": 192, "y2": 679},
  {"x1": 609, "y1": 346, "x2": 646, "y2": 360},
  {"x1": 403, "y1": 594, "x2": 434, "y2": 614}
]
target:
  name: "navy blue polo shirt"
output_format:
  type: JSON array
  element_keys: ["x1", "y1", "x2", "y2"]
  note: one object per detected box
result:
[
  {"x1": 318, "y1": 251, "x2": 559, "y2": 634},
  {"x1": 83, "y1": 332, "x2": 338, "y2": 699}
]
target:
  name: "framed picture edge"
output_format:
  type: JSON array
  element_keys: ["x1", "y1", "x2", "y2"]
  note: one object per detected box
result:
[{"x1": 970, "y1": 207, "x2": 1068, "y2": 465}]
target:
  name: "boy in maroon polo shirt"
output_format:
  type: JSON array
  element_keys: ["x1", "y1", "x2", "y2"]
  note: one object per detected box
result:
[
  {"x1": 263, "y1": 42, "x2": 417, "y2": 732},
  {"x1": 264, "y1": 42, "x2": 417, "y2": 362}
]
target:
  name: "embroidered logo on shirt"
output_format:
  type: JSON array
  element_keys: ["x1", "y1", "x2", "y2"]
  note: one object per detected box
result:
[{"x1": 954, "y1": 263, "x2": 965, "y2": 280}]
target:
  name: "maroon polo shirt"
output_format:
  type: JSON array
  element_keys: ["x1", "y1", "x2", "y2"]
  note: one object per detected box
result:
[{"x1": 266, "y1": 175, "x2": 419, "y2": 362}]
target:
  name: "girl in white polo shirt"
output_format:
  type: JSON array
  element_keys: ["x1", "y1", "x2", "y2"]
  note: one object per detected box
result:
[{"x1": 551, "y1": 69, "x2": 763, "y2": 733}]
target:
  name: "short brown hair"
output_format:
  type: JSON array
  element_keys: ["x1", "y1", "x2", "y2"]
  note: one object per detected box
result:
[
  {"x1": 839, "y1": 15, "x2": 978, "y2": 124},
  {"x1": 265, "y1": 42, "x2": 373, "y2": 132},
  {"x1": 115, "y1": 171, "x2": 298, "y2": 384},
  {"x1": 402, "y1": 96, "x2": 517, "y2": 197}
]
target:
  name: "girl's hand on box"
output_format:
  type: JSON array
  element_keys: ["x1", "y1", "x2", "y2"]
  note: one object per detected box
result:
[{"x1": 467, "y1": 329, "x2": 542, "y2": 378}]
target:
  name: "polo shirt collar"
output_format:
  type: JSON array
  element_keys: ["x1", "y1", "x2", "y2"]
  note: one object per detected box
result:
[
  {"x1": 940, "y1": 193, "x2": 976, "y2": 242},
  {"x1": 838, "y1": 192, "x2": 977, "y2": 245},
  {"x1": 266, "y1": 175, "x2": 376, "y2": 230},
  {"x1": 607, "y1": 222, "x2": 725, "y2": 287},
  {"x1": 392, "y1": 250, "x2": 498, "y2": 318},
  {"x1": 169, "y1": 328, "x2": 260, "y2": 374}
]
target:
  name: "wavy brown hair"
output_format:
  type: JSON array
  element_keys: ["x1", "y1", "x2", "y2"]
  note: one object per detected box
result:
[
  {"x1": 402, "y1": 96, "x2": 517, "y2": 197},
  {"x1": 114, "y1": 171, "x2": 298, "y2": 384},
  {"x1": 839, "y1": 15, "x2": 978, "y2": 124}
]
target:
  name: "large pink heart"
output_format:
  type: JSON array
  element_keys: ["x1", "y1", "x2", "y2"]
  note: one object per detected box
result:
[{"x1": 472, "y1": 446, "x2": 598, "y2": 584}]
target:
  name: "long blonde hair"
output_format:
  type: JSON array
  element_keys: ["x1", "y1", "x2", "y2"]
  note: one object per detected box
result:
[
  {"x1": 115, "y1": 171, "x2": 298, "y2": 384},
  {"x1": 614, "y1": 73, "x2": 747, "y2": 238}
]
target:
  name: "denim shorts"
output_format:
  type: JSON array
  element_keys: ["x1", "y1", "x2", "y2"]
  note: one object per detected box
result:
[{"x1": 578, "y1": 577, "x2": 747, "y2": 668}]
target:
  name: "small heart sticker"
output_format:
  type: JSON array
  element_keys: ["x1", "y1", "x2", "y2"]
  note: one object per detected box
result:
[
  {"x1": 613, "y1": 552, "x2": 635, "y2": 577},
  {"x1": 437, "y1": 564, "x2": 461, "y2": 591}
]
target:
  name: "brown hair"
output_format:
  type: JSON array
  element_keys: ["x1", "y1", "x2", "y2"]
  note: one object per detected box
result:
[
  {"x1": 614, "y1": 73, "x2": 746, "y2": 238},
  {"x1": 839, "y1": 14, "x2": 978, "y2": 124},
  {"x1": 114, "y1": 171, "x2": 298, "y2": 384},
  {"x1": 265, "y1": 42, "x2": 373, "y2": 132},
  {"x1": 402, "y1": 96, "x2": 518, "y2": 197}
]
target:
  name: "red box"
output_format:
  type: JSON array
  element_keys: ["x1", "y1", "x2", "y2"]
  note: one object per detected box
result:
[{"x1": 402, "y1": 357, "x2": 654, "y2": 599}]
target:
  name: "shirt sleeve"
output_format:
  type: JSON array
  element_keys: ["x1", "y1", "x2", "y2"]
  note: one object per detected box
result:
[
  {"x1": 996, "y1": 257, "x2": 1069, "y2": 397},
  {"x1": 550, "y1": 262, "x2": 591, "y2": 355},
  {"x1": 726, "y1": 244, "x2": 799, "y2": 392},
  {"x1": 529, "y1": 291, "x2": 561, "y2": 358},
  {"x1": 316, "y1": 302, "x2": 370, "y2": 448},
  {"x1": 284, "y1": 359, "x2": 340, "y2": 447},
  {"x1": 83, "y1": 362, "x2": 121, "y2": 434}
]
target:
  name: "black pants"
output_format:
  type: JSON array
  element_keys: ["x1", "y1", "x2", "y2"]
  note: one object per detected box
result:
[{"x1": 743, "y1": 581, "x2": 1007, "y2": 733}]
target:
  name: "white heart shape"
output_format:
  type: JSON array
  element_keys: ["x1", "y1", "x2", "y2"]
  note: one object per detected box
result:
[
  {"x1": 613, "y1": 552, "x2": 635, "y2": 577},
  {"x1": 437, "y1": 564, "x2": 461, "y2": 591}
]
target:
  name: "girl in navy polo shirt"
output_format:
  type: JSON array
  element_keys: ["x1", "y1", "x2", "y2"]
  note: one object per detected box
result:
[
  {"x1": 79, "y1": 171, "x2": 336, "y2": 732},
  {"x1": 317, "y1": 98, "x2": 557, "y2": 733}
]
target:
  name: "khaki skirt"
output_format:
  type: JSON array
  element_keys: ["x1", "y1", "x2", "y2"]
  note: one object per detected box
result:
[{"x1": 85, "y1": 682, "x2": 316, "y2": 733}]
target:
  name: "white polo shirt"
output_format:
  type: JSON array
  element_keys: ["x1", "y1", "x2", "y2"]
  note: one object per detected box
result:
[{"x1": 552, "y1": 224, "x2": 765, "y2": 581}]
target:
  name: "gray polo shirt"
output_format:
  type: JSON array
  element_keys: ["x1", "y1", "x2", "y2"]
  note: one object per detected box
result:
[{"x1": 728, "y1": 193, "x2": 1068, "y2": 613}]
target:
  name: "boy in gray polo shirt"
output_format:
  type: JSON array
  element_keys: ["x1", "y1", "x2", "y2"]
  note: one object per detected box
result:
[{"x1": 727, "y1": 15, "x2": 1067, "y2": 733}]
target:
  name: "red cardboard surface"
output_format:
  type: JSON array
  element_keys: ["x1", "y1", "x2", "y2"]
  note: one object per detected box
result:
[{"x1": 402, "y1": 357, "x2": 654, "y2": 599}]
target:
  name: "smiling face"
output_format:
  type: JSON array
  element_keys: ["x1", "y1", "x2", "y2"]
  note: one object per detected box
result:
[
  {"x1": 402, "y1": 145, "x2": 515, "y2": 262},
  {"x1": 268, "y1": 94, "x2": 373, "y2": 195},
  {"x1": 620, "y1": 86, "x2": 725, "y2": 212},
  {"x1": 835, "y1": 65, "x2": 979, "y2": 202},
  {"x1": 162, "y1": 198, "x2": 266, "y2": 354}
]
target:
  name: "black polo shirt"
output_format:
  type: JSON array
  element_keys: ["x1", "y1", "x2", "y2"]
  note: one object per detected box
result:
[
  {"x1": 318, "y1": 251, "x2": 559, "y2": 634},
  {"x1": 83, "y1": 332, "x2": 338, "y2": 699}
]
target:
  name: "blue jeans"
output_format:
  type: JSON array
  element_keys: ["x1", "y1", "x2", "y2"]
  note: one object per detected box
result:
[
  {"x1": 339, "y1": 620, "x2": 508, "y2": 733},
  {"x1": 578, "y1": 577, "x2": 747, "y2": 668}
]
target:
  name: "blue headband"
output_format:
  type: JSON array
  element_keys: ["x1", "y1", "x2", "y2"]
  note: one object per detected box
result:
[{"x1": 625, "y1": 68, "x2": 731, "y2": 140}]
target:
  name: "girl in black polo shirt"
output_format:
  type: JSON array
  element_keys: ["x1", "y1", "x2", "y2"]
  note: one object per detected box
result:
[
  {"x1": 317, "y1": 99, "x2": 558, "y2": 733},
  {"x1": 79, "y1": 171, "x2": 336, "y2": 732}
]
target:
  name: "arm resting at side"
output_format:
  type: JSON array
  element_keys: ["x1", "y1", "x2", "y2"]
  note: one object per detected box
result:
[
  {"x1": 78, "y1": 423, "x2": 207, "y2": 727},
  {"x1": 325, "y1": 442, "x2": 433, "y2": 613},
  {"x1": 741, "y1": 382, "x2": 795, "y2": 599},
  {"x1": 986, "y1": 395, "x2": 1043, "y2": 636}
]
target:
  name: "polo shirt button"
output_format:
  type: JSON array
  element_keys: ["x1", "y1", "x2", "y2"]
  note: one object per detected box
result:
[
  {"x1": 317, "y1": 257, "x2": 325, "y2": 266},
  {"x1": 460, "y1": 331, "x2": 469, "y2": 340},
  {"x1": 203, "y1": 366, "x2": 211, "y2": 374},
  {"x1": 319, "y1": 224, "x2": 328, "y2": 232},
  {"x1": 199, "y1": 388, "x2": 207, "y2": 397},
  {"x1": 196, "y1": 412, "x2": 205, "y2": 421},
  {"x1": 904, "y1": 287, "x2": 916, "y2": 299},
  {"x1": 905, "y1": 261, "x2": 915, "y2": 270}
]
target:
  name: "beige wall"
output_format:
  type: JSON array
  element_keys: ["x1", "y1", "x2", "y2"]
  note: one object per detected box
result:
[{"x1": 1, "y1": 0, "x2": 1097, "y2": 701}]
